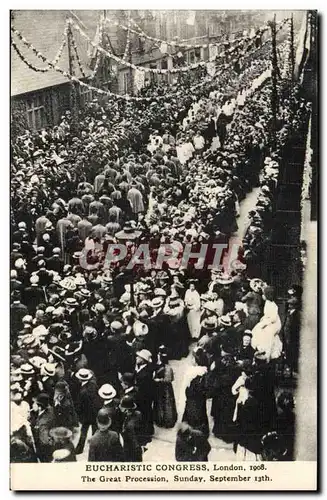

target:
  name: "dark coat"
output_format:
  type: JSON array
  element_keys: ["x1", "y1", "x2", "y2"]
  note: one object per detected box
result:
[
  {"x1": 135, "y1": 365, "x2": 155, "y2": 443},
  {"x1": 121, "y1": 410, "x2": 143, "y2": 462},
  {"x1": 101, "y1": 399, "x2": 124, "y2": 434},
  {"x1": 175, "y1": 430, "x2": 211, "y2": 461},
  {"x1": 22, "y1": 286, "x2": 45, "y2": 314},
  {"x1": 282, "y1": 309, "x2": 300, "y2": 371},
  {"x1": 76, "y1": 380, "x2": 101, "y2": 425},
  {"x1": 10, "y1": 302, "x2": 29, "y2": 336},
  {"x1": 88, "y1": 429, "x2": 124, "y2": 462},
  {"x1": 33, "y1": 406, "x2": 56, "y2": 462},
  {"x1": 182, "y1": 374, "x2": 209, "y2": 436}
]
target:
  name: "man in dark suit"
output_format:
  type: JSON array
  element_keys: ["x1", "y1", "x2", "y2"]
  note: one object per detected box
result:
[
  {"x1": 120, "y1": 395, "x2": 143, "y2": 462},
  {"x1": 46, "y1": 247, "x2": 64, "y2": 274},
  {"x1": 10, "y1": 290, "x2": 29, "y2": 338},
  {"x1": 134, "y1": 350, "x2": 155, "y2": 445},
  {"x1": 88, "y1": 409, "x2": 124, "y2": 462},
  {"x1": 75, "y1": 369, "x2": 101, "y2": 455},
  {"x1": 33, "y1": 393, "x2": 56, "y2": 462},
  {"x1": 98, "y1": 384, "x2": 123, "y2": 434},
  {"x1": 22, "y1": 275, "x2": 45, "y2": 315},
  {"x1": 282, "y1": 297, "x2": 301, "y2": 375}
]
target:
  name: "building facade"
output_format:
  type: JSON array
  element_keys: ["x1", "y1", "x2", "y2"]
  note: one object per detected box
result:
[{"x1": 11, "y1": 10, "x2": 283, "y2": 134}]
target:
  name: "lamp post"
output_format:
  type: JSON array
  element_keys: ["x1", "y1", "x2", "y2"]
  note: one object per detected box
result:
[{"x1": 115, "y1": 222, "x2": 142, "y2": 306}]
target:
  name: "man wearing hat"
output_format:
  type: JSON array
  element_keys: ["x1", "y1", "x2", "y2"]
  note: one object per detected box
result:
[
  {"x1": 88, "y1": 409, "x2": 124, "y2": 462},
  {"x1": 46, "y1": 247, "x2": 64, "y2": 275},
  {"x1": 32, "y1": 393, "x2": 56, "y2": 462},
  {"x1": 11, "y1": 290, "x2": 29, "y2": 338},
  {"x1": 50, "y1": 427, "x2": 76, "y2": 462},
  {"x1": 22, "y1": 274, "x2": 45, "y2": 315},
  {"x1": 75, "y1": 369, "x2": 101, "y2": 455},
  {"x1": 282, "y1": 296, "x2": 300, "y2": 376},
  {"x1": 134, "y1": 349, "x2": 154, "y2": 446},
  {"x1": 119, "y1": 395, "x2": 143, "y2": 462},
  {"x1": 98, "y1": 384, "x2": 123, "y2": 434}
]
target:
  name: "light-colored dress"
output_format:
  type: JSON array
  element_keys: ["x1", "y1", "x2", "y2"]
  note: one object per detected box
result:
[
  {"x1": 251, "y1": 300, "x2": 282, "y2": 361},
  {"x1": 185, "y1": 289, "x2": 201, "y2": 339}
]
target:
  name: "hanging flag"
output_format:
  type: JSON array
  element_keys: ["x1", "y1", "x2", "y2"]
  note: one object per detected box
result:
[
  {"x1": 208, "y1": 44, "x2": 218, "y2": 62},
  {"x1": 249, "y1": 28, "x2": 256, "y2": 39},
  {"x1": 159, "y1": 42, "x2": 168, "y2": 54},
  {"x1": 186, "y1": 11, "x2": 196, "y2": 26},
  {"x1": 206, "y1": 62, "x2": 216, "y2": 77},
  {"x1": 134, "y1": 69, "x2": 145, "y2": 92}
]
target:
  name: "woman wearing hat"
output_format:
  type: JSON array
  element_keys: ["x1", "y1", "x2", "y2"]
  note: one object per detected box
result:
[
  {"x1": 181, "y1": 348, "x2": 209, "y2": 437},
  {"x1": 164, "y1": 292, "x2": 189, "y2": 360},
  {"x1": 184, "y1": 281, "x2": 201, "y2": 340},
  {"x1": 153, "y1": 348, "x2": 177, "y2": 429},
  {"x1": 210, "y1": 355, "x2": 239, "y2": 443},
  {"x1": 232, "y1": 377, "x2": 262, "y2": 461},
  {"x1": 252, "y1": 286, "x2": 282, "y2": 363},
  {"x1": 242, "y1": 278, "x2": 264, "y2": 330}
]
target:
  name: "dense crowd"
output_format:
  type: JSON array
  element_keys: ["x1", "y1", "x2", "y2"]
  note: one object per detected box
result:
[{"x1": 10, "y1": 34, "x2": 308, "y2": 463}]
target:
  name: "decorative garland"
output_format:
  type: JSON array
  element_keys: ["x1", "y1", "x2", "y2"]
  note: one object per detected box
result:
[
  {"x1": 11, "y1": 23, "x2": 275, "y2": 102},
  {"x1": 70, "y1": 18, "x2": 274, "y2": 75},
  {"x1": 122, "y1": 15, "x2": 131, "y2": 61},
  {"x1": 70, "y1": 27, "x2": 87, "y2": 78},
  {"x1": 90, "y1": 17, "x2": 104, "y2": 80},
  {"x1": 11, "y1": 24, "x2": 67, "y2": 73},
  {"x1": 113, "y1": 15, "x2": 288, "y2": 51}
]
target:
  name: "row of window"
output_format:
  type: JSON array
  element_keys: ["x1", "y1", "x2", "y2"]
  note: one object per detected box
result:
[{"x1": 24, "y1": 86, "x2": 93, "y2": 130}]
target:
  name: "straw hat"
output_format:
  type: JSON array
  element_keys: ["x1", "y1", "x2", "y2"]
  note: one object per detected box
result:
[
  {"x1": 98, "y1": 384, "x2": 117, "y2": 400},
  {"x1": 136, "y1": 349, "x2": 152, "y2": 364},
  {"x1": 133, "y1": 321, "x2": 149, "y2": 337},
  {"x1": 75, "y1": 368, "x2": 93, "y2": 381},
  {"x1": 219, "y1": 315, "x2": 232, "y2": 327}
]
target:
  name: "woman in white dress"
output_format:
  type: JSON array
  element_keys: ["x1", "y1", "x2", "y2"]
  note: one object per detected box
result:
[
  {"x1": 251, "y1": 286, "x2": 282, "y2": 362},
  {"x1": 184, "y1": 283, "x2": 201, "y2": 340}
]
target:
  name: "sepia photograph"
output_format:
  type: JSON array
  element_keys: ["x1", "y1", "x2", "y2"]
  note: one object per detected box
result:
[{"x1": 10, "y1": 7, "x2": 318, "y2": 490}]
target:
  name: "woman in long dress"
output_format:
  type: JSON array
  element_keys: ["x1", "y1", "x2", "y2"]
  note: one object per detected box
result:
[
  {"x1": 181, "y1": 348, "x2": 209, "y2": 436},
  {"x1": 153, "y1": 351, "x2": 177, "y2": 429},
  {"x1": 184, "y1": 282, "x2": 201, "y2": 340},
  {"x1": 251, "y1": 286, "x2": 282, "y2": 362}
]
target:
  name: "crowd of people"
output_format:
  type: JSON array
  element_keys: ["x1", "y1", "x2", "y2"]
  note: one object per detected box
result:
[{"x1": 10, "y1": 31, "x2": 308, "y2": 463}]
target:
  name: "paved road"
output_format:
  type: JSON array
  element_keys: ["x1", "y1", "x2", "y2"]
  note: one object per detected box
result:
[{"x1": 76, "y1": 189, "x2": 260, "y2": 462}]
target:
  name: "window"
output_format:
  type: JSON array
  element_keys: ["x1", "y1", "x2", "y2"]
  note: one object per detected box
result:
[
  {"x1": 123, "y1": 72, "x2": 129, "y2": 93},
  {"x1": 26, "y1": 94, "x2": 46, "y2": 130},
  {"x1": 195, "y1": 48, "x2": 201, "y2": 61},
  {"x1": 189, "y1": 50, "x2": 195, "y2": 64},
  {"x1": 80, "y1": 86, "x2": 93, "y2": 107},
  {"x1": 161, "y1": 58, "x2": 168, "y2": 70}
]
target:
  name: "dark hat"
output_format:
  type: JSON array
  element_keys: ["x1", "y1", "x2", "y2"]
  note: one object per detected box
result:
[
  {"x1": 49, "y1": 427, "x2": 73, "y2": 440},
  {"x1": 121, "y1": 372, "x2": 135, "y2": 385},
  {"x1": 119, "y1": 395, "x2": 137, "y2": 411},
  {"x1": 243, "y1": 329, "x2": 253, "y2": 338},
  {"x1": 97, "y1": 408, "x2": 111, "y2": 427},
  {"x1": 36, "y1": 393, "x2": 50, "y2": 408}
]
